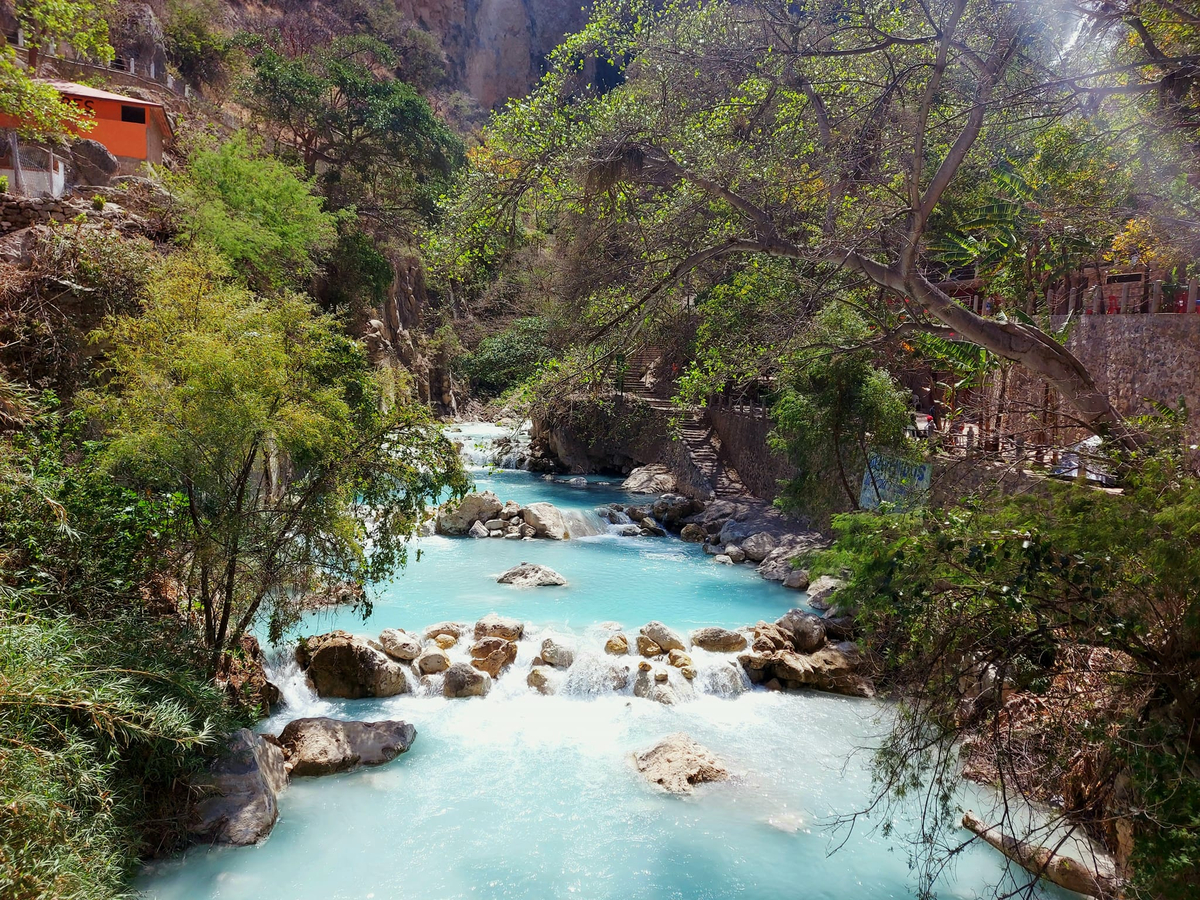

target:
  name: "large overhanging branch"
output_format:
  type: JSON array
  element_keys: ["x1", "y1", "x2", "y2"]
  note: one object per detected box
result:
[{"x1": 591, "y1": 142, "x2": 1131, "y2": 442}]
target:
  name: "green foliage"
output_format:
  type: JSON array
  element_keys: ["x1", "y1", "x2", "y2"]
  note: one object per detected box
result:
[
  {"x1": 81, "y1": 250, "x2": 467, "y2": 664},
  {"x1": 319, "y1": 225, "x2": 395, "y2": 314},
  {"x1": 462, "y1": 317, "x2": 553, "y2": 397},
  {"x1": 12, "y1": 0, "x2": 114, "y2": 71},
  {"x1": 170, "y1": 133, "x2": 337, "y2": 289},
  {"x1": 163, "y1": 0, "x2": 231, "y2": 86},
  {"x1": 814, "y1": 440, "x2": 1200, "y2": 898},
  {"x1": 0, "y1": 400, "x2": 246, "y2": 898},
  {"x1": 770, "y1": 305, "x2": 915, "y2": 513},
  {"x1": 0, "y1": 48, "x2": 93, "y2": 141},
  {"x1": 241, "y1": 35, "x2": 463, "y2": 216}
]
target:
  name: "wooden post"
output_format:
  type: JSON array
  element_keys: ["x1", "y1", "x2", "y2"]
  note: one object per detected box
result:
[
  {"x1": 6, "y1": 130, "x2": 24, "y2": 196},
  {"x1": 1119, "y1": 282, "x2": 1131, "y2": 314},
  {"x1": 1151, "y1": 280, "x2": 1162, "y2": 313},
  {"x1": 1026, "y1": 290, "x2": 1036, "y2": 315},
  {"x1": 1067, "y1": 287, "x2": 1078, "y2": 315},
  {"x1": 1092, "y1": 285, "x2": 1104, "y2": 315}
]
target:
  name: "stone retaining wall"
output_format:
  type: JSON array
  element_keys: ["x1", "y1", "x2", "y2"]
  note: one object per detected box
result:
[
  {"x1": 1062, "y1": 315, "x2": 1200, "y2": 424},
  {"x1": 708, "y1": 407, "x2": 794, "y2": 502},
  {"x1": 0, "y1": 194, "x2": 82, "y2": 233}
]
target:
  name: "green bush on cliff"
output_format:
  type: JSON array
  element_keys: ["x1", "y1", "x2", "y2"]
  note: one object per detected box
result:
[{"x1": 462, "y1": 317, "x2": 553, "y2": 397}]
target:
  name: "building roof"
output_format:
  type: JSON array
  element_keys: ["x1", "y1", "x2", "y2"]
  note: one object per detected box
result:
[{"x1": 42, "y1": 80, "x2": 173, "y2": 138}]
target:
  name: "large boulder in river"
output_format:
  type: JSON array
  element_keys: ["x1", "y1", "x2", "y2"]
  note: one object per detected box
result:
[
  {"x1": 750, "y1": 621, "x2": 794, "y2": 653},
  {"x1": 297, "y1": 631, "x2": 408, "y2": 699},
  {"x1": 424, "y1": 621, "x2": 467, "y2": 640},
  {"x1": 680, "y1": 523, "x2": 706, "y2": 543},
  {"x1": 540, "y1": 637, "x2": 575, "y2": 668},
  {"x1": 497, "y1": 562, "x2": 567, "y2": 586},
  {"x1": 740, "y1": 532, "x2": 778, "y2": 563},
  {"x1": 279, "y1": 717, "x2": 416, "y2": 777},
  {"x1": 416, "y1": 647, "x2": 451, "y2": 674},
  {"x1": 520, "y1": 502, "x2": 570, "y2": 540},
  {"x1": 689, "y1": 627, "x2": 747, "y2": 653},
  {"x1": 640, "y1": 621, "x2": 686, "y2": 652},
  {"x1": 191, "y1": 728, "x2": 287, "y2": 845},
  {"x1": 470, "y1": 636, "x2": 518, "y2": 677},
  {"x1": 634, "y1": 733, "x2": 729, "y2": 794},
  {"x1": 443, "y1": 662, "x2": 490, "y2": 698},
  {"x1": 622, "y1": 464, "x2": 677, "y2": 493},
  {"x1": 436, "y1": 491, "x2": 503, "y2": 535},
  {"x1": 783, "y1": 568, "x2": 810, "y2": 591},
  {"x1": 378, "y1": 628, "x2": 422, "y2": 661},
  {"x1": 474, "y1": 612, "x2": 524, "y2": 641},
  {"x1": 776, "y1": 609, "x2": 827, "y2": 653}
]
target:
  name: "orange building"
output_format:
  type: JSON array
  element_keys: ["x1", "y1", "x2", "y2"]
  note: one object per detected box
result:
[{"x1": 1, "y1": 81, "x2": 172, "y2": 196}]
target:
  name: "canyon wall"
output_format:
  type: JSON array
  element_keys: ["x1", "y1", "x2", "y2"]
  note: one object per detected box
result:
[{"x1": 385, "y1": 0, "x2": 590, "y2": 108}]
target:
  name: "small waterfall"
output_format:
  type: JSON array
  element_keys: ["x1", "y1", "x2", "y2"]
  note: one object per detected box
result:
[
  {"x1": 560, "y1": 652, "x2": 634, "y2": 696},
  {"x1": 449, "y1": 421, "x2": 532, "y2": 470},
  {"x1": 263, "y1": 654, "x2": 333, "y2": 726},
  {"x1": 697, "y1": 660, "x2": 751, "y2": 697},
  {"x1": 561, "y1": 508, "x2": 610, "y2": 538}
]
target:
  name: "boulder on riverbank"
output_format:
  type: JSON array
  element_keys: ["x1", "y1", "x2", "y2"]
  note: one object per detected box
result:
[
  {"x1": 622, "y1": 464, "x2": 677, "y2": 493},
  {"x1": 191, "y1": 729, "x2": 288, "y2": 846},
  {"x1": 279, "y1": 717, "x2": 416, "y2": 777},
  {"x1": 776, "y1": 609, "x2": 827, "y2": 653},
  {"x1": 634, "y1": 733, "x2": 729, "y2": 794},
  {"x1": 497, "y1": 562, "x2": 567, "y2": 586},
  {"x1": 805, "y1": 575, "x2": 846, "y2": 611},
  {"x1": 738, "y1": 644, "x2": 873, "y2": 698},
  {"x1": 296, "y1": 631, "x2": 409, "y2": 699}
]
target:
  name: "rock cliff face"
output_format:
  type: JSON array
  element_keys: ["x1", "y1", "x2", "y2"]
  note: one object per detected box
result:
[{"x1": 394, "y1": 0, "x2": 591, "y2": 108}]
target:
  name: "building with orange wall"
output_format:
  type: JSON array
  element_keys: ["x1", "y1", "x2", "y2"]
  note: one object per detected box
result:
[{"x1": 1, "y1": 80, "x2": 172, "y2": 196}]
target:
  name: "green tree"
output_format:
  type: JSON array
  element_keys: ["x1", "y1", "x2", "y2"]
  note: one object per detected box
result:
[
  {"x1": 771, "y1": 304, "x2": 915, "y2": 512},
  {"x1": 82, "y1": 251, "x2": 467, "y2": 672},
  {"x1": 11, "y1": 0, "x2": 114, "y2": 72},
  {"x1": 169, "y1": 133, "x2": 338, "y2": 289},
  {"x1": 462, "y1": 317, "x2": 553, "y2": 397},
  {"x1": 241, "y1": 35, "x2": 463, "y2": 221}
]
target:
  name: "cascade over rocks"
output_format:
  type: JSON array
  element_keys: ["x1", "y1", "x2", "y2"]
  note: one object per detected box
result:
[
  {"x1": 540, "y1": 637, "x2": 575, "y2": 668},
  {"x1": 297, "y1": 631, "x2": 409, "y2": 699},
  {"x1": 497, "y1": 562, "x2": 567, "y2": 586},
  {"x1": 279, "y1": 718, "x2": 417, "y2": 777},
  {"x1": 527, "y1": 666, "x2": 555, "y2": 694},
  {"x1": 191, "y1": 729, "x2": 288, "y2": 846},
  {"x1": 689, "y1": 627, "x2": 747, "y2": 652},
  {"x1": 635, "y1": 733, "x2": 730, "y2": 794}
]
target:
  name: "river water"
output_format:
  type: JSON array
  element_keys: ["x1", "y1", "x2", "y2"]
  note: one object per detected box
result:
[{"x1": 137, "y1": 423, "x2": 1068, "y2": 900}]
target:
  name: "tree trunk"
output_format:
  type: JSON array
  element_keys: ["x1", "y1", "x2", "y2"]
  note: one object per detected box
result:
[
  {"x1": 6, "y1": 131, "x2": 25, "y2": 196},
  {"x1": 962, "y1": 811, "x2": 1122, "y2": 899}
]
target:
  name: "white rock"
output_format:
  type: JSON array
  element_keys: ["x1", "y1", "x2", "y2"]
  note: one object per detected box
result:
[
  {"x1": 497, "y1": 562, "x2": 567, "y2": 586},
  {"x1": 634, "y1": 733, "x2": 729, "y2": 794},
  {"x1": 621, "y1": 464, "x2": 677, "y2": 493},
  {"x1": 520, "y1": 502, "x2": 570, "y2": 540}
]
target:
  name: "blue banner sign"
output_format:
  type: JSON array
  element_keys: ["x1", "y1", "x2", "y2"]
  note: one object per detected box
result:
[{"x1": 859, "y1": 453, "x2": 933, "y2": 511}]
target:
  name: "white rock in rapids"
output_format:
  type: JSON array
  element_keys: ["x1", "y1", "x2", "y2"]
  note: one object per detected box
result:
[{"x1": 497, "y1": 562, "x2": 567, "y2": 587}]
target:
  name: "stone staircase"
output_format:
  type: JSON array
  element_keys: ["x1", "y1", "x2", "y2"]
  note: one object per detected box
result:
[{"x1": 620, "y1": 346, "x2": 747, "y2": 500}]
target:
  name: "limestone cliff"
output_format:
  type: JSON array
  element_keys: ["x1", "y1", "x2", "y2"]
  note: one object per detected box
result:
[{"x1": 395, "y1": 0, "x2": 589, "y2": 108}]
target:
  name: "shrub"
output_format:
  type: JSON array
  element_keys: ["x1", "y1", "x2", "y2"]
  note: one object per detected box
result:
[{"x1": 462, "y1": 317, "x2": 553, "y2": 396}]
